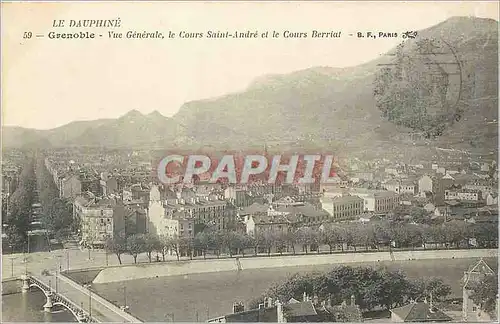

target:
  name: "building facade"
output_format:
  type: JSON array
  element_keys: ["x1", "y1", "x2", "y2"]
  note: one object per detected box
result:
[
  {"x1": 59, "y1": 174, "x2": 82, "y2": 199},
  {"x1": 323, "y1": 196, "x2": 364, "y2": 221},
  {"x1": 74, "y1": 193, "x2": 114, "y2": 247}
]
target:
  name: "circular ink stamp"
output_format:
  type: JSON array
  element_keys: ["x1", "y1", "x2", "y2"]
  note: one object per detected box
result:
[{"x1": 374, "y1": 32, "x2": 464, "y2": 138}]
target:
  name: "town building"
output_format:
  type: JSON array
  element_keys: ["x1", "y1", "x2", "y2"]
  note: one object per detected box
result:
[
  {"x1": 58, "y1": 174, "x2": 82, "y2": 199},
  {"x1": 147, "y1": 186, "x2": 194, "y2": 242},
  {"x1": 383, "y1": 180, "x2": 400, "y2": 193},
  {"x1": 73, "y1": 192, "x2": 114, "y2": 247},
  {"x1": 244, "y1": 208, "x2": 293, "y2": 238},
  {"x1": 100, "y1": 172, "x2": 118, "y2": 196},
  {"x1": 433, "y1": 206, "x2": 451, "y2": 221},
  {"x1": 164, "y1": 211, "x2": 195, "y2": 241},
  {"x1": 351, "y1": 189, "x2": 400, "y2": 213},
  {"x1": 322, "y1": 196, "x2": 364, "y2": 221},
  {"x1": 243, "y1": 201, "x2": 329, "y2": 237},
  {"x1": 373, "y1": 191, "x2": 400, "y2": 213},
  {"x1": 166, "y1": 196, "x2": 235, "y2": 231},
  {"x1": 148, "y1": 185, "x2": 234, "y2": 234},
  {"x1": 390, "y1": 301, "x2": 452, "y2": 322},
  {"x1": 464, "y1": 179, "x2": 493, "y2": 193},
  {"x1": 208, "y1": 294, "x2": 362, "y2": 323},
  {"x1": 462, "y1": 258, "x2": 497, "y2": 322},
  {"x1": 445, "y1": 189, "x2": 482, "y2": 201},
  {"x1": 122, "y1": 183, "x2": 150, "y2": 203},
  {"x1": 486, "y1": 192, "x2": 498, "y2": 206},
  {"x1": 224, "y1": 186, "x2": 252, "y2": 207},
  {"x1": 436, "y1": 167, "x2": 446, "y2": 174},
  {"x1": 399, "y1": 180, "x2": 416, "y2": 195},
  {"x1": 112, "y1": 204, "x2": 148, "y2": 237},
  {"x1": 432, "y1": 174, "x2": 455, "y2": 206},
  {"x1": 81, "y1": 177, "x2": 101, "y2": 197},
  {"x1": 480, "y1": 163, "x2": 490, "y2": 172}
]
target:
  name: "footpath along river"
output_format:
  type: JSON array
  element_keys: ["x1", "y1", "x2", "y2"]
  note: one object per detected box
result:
[{"x1": 3, "y1": 257, "x2": 497, "y2": 322}]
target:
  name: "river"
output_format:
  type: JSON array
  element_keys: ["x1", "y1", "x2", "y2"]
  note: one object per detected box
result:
[
  {"x1": 90, "y1": 258, "x2": 496, "y2": 322},
  {"x1": 3, "y1": 257, "x2": 497, "y2": 322},
  {"x1": 2, "y1": 290, "x2": 76, "y2": 322}
]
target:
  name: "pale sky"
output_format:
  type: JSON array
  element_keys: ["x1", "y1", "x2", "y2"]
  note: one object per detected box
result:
[{"x1": 1, "y1": 1, "x2": 498, "y2": 130}]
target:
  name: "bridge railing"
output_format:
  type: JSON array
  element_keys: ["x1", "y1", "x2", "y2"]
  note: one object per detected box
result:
[{"x1": 29, "y1": 275, "x2": 98, "y2": 322}]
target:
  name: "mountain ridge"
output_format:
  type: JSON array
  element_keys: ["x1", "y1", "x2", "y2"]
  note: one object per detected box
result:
[{"x1": 2, "y1": 16, "x2": 497, "y2": 157}]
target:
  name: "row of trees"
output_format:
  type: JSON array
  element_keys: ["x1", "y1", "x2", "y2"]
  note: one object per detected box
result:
[
  {"x1": 250, "y1": 265, "x2": 452, "y2": 312},
  {"x1": 104, "y1": 219, "x2": 497, "y2": 264},
  {"x1": 219, "y1": 220, "x2": 497, "y2": 256},
  {"x1": 106, "y1": 233, "x2": 192, "y2": 264},
  {"x1": 5, "y1": 155, "x2": 36, "y2": 251},
  {"x1": 35, "y1": 156, "x2": 75, "y2": 243}
]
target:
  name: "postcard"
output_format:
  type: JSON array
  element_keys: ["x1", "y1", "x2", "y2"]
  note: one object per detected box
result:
[{"x1": 1, "y1": 1, "x2": 498, "y2": 323}]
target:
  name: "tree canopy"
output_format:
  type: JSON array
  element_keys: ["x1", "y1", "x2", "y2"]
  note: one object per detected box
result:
[{"x1": 250, "y1": 265, "x2": 451, "y2": 312}]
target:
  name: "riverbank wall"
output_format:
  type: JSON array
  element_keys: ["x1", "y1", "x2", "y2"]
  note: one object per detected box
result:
[
  {"x1": 92, "y1": 248, "x2": 498, "y2": 284},
  {"x1": 1, "y1": 278, "x2": 21, "y2": 295}
]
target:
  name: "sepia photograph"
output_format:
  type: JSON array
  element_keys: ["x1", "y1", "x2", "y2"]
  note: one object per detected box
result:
[{"x1": 1, "y1": 1, "x2": 499, "y2": 323}]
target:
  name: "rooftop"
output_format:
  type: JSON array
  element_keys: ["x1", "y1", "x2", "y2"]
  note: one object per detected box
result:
[
  {"x1": 331, "y1": 195, "x2": 364, "y2": 203},
  {"x1": 391, "y1": 302, "x2": 452, "y2": 322}
]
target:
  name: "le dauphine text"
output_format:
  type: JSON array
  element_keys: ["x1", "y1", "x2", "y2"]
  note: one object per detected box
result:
[
  {"x1": 47, "y1": 19, "x2": 346, "y2": 40},
  {"x1": 44, "y1": 19, "x2": 400, "y2": 40}
]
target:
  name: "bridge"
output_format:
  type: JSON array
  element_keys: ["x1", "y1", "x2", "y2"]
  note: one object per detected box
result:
[
  {"x1": 20, "y1": 274, "x2": 142, "y2": 323},
  {"x1": 21, "y1": 275, "x2": 96, "y2": 322}
]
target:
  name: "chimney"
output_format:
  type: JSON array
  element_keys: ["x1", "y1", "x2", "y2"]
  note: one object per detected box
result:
[{"x1": 276, "y1": 299, "x2": 285, "y2": 323}]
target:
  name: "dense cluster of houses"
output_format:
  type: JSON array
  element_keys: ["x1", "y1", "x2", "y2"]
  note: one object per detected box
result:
[
  {"x1": 208, "y1": 293, "x2": 363, "y2": 323},
  {"x1": 36, "y1": 149, "x2": 499, "y2": 251}
]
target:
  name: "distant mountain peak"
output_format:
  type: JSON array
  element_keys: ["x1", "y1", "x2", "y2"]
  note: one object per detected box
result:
[
  {"x1": 121, "y1": 109, "x2": 143, "y2": 119},
  {"x1": 147, "y1": 110, "x2": 165, "y2": 119}
]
